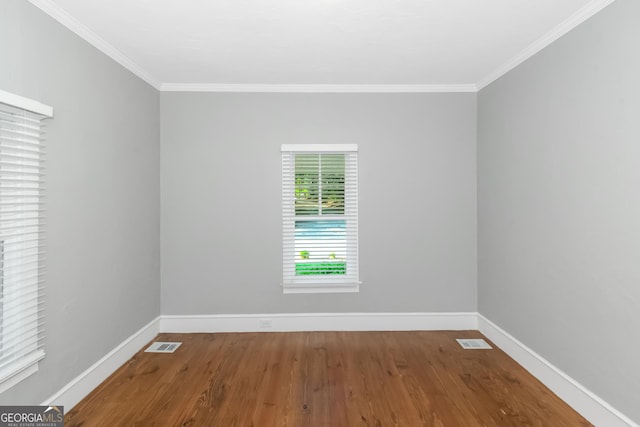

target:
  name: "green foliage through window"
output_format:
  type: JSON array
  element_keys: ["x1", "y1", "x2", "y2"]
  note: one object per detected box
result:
[
  {"x1": 294, "y1": 154, "x2": 345, "y2": 216},
  {"x1": 295, "y1": 262, "x2": 346, "y2": 275}
]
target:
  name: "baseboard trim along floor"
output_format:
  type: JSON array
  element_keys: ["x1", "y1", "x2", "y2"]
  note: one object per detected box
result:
[
  {"x1": 478, "y1": 314, "x2": 637, "y2": 427},
  {"x1": 41, "y1": 316, "x2": 160, "y2": 411},
  {"x1": 43, "y1": 312, "x2": 638, "y2": 427},
  {"x1": 159, "y1": 312, "x2": 478, "y2": 333}
]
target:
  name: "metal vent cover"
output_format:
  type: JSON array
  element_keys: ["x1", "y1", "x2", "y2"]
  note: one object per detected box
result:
[
  {"x1": 145, "y1": 342, "x2": 182, "y2": 353},
  {"x1": 456, "y1": 338, "x2": 492, "y2": 350}
]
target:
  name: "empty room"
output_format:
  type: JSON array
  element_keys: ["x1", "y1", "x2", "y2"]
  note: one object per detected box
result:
[{"x1": 0, "y1": 0, "x2": 638, "y2": 425}]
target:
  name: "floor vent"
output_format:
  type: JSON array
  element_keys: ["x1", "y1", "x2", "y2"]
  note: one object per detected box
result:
[
  {"x1": 145, "y1": 342, "x2": 182, "y2": 353},
  {"x1": 456, "y1": 338, "x2": 492, "y2": 350}
]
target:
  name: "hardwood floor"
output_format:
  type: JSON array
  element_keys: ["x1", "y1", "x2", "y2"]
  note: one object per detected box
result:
[{"x1": 66, "y1": 331, "x2": 592, "y2": 426}]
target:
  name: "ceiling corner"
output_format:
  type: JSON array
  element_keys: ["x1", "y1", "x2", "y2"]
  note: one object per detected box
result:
[
  {"x1": 28, "y1": 0, "x2": 162, "y2": 90},
  {"x1": 476, "y1": 0, "x2": 618, "y2": 91}
]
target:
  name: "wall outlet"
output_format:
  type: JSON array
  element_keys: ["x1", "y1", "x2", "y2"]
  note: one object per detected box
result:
[{"x1": 259, "y1": 318, "x2": 273, "y2": 329}]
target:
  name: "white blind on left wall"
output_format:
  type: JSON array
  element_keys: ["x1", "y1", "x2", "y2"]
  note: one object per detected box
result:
[{"x1": 0, "y1": 90, "x2": 52, "y2": 392}]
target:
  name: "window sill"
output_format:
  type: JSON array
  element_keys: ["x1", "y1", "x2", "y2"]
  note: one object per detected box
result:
[
  {"x1": 0, "y1": 350, "x2": 45, "y2": 393},
  {"x1": 282, "y1": 283, "x2": 360, "y2": 294}
]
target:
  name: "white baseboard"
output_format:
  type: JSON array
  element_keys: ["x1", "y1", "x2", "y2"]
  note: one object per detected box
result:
[
  {"x1": 478, "y1": 314, "x2": 638, "y2": 427},
  {"x1": 42, "y1": 311, "x2": 637, "y2": 427},
  {"x1": 41, "y1": 316, "x2": 160, "y2": 411},
  {"x1": 159, "y1": 312, "x2": 478, "y2": 333}
]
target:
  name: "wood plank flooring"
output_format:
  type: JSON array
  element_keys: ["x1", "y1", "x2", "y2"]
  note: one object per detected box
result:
[{"x1": 65, "y1": 331, "x2": 592, "y2": 426}]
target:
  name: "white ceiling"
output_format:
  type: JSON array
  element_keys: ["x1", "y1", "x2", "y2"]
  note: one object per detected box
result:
[{"x1": 28, "y1": 0, "x2": 615, "y2": 91}]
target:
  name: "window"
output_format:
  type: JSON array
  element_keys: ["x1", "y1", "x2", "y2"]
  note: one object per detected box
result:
[
  {"x1": 0, "y1": 90, "x2": 52, "y2": 392},
  {"x1": 281, "y1": 144, "x2": 359, "y2": 293}
]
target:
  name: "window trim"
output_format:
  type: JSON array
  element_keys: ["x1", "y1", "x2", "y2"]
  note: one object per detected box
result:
[
  {"x1": 281, "y1": 144, "x2": 360, "y2": 294},
  {"x1": 0, "y1": 90, "x2": 53, "y2": 117}
]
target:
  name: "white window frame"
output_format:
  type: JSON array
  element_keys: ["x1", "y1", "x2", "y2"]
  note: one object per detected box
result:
[
  {"x1": 0, "y1": 90, "x2": 52, "y2": 392},
  {"x1": 281, "y1": 144, "x2": 360, "y2": 294}
]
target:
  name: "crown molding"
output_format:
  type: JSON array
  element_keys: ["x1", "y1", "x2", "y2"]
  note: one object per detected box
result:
[
  {"x1": 28, "y1": 0, "x2": 161, "y2": 90},
  {"x1": 29, "y1": 0, "x2": 616, "y2": 94},
  {"x1": 159, "y1": 83, "x2": 478, "y2": 93},
  {"x1": 477, "y1": 0, "x2": 617, "y2": 90}
]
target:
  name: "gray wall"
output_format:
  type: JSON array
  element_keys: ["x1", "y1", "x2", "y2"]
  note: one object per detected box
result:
[
  {"x1": 0, "y1": 1, "x2": 160, "y2": 404},
  {"x1": 161, "y1": 93, "x2": 477, "y2": 314},
  {"x1": 478, "y1": 0, "x2": 640, "y2": 422}
]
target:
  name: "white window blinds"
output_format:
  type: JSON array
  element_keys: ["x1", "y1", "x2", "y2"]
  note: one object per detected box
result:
[
  {"x1": 281, "y1": 144, "x2": 359, "y2": 293},
  {"x1": 0, "y1": 90, "x2": 52, "y2": 392}
]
